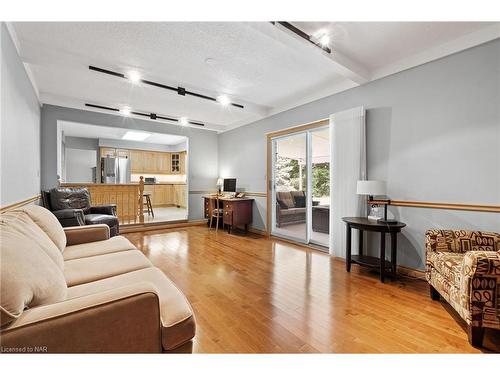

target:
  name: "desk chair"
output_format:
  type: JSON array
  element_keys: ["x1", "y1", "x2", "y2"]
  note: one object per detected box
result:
[{"x1": 208, "y1": 195, "x2": 223, "y2": 232}]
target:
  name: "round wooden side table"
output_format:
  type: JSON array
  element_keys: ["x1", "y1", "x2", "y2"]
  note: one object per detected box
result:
[{"x1": 342, "y1": 217, "x2": 406, "y2": 282}]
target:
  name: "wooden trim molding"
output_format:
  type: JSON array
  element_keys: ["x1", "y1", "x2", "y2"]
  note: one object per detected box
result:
[
  {"x1": 370, "y1": 199, "x2": 500, "y2": 213},
  {"x1": 266, "y1": 118, "x2": 329, "y2": 139},
  {"x1": 0, "y1": 194, "x2": 41, "y2": 213}
]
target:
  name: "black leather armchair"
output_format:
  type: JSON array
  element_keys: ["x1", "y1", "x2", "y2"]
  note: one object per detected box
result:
[{"x1": 41, "y1": 187, "x2": 120, "y2": 236}]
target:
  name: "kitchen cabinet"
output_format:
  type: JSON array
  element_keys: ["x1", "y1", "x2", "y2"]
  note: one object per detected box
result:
[
  {"x1": 143, "y1": 152, "x2": 157, "y2": 173},
  {"x1": 170, "y1": 152, "x2": 186, "y2": 174},
  {"x1": 116, "y1": 149, "x2": 130, "y2": 158},
  {"x1": 180, "y1": 151, "x2": 186, "y2": 174},
  {"x1": 100, "y1": 147, "x2": 116, "y2": 158},
  {"x1": 101, "y1": 147, "x2": 185, "y2": 175},
  {"x1": 172, "y1": 184, "x2": 186, "y2": 207},
  {"x1": 129, "y1": 150, "x2": 144, "y2": 172},
  {"x1": 157, "y1": 152, "x2": 170, "y2": 173}
]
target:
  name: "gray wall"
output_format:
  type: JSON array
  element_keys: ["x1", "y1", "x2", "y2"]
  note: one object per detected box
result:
[
  {"x1": 1, "y1": 23, "x2": 41, "y2": 206},
  {"x1": 218, "y1": 39, "x2": 500, "y2": 270},
  {"x1": 41, "y1": 105, "x2": 218, "y2": 220}
]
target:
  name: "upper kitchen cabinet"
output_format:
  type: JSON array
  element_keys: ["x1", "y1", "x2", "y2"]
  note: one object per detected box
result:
[
  {"x1": 100, "y1": 147, "x2": 116, "y2": 158},
  {"x1": 129, "y1": 150, "x2": 144, "y2": 173},
  {"x1": 157, "y1": 152, "x2": 171, "y2": 173},
  {"x1": 170, "y1": 151, "x2": 186, "y2": 174},
  {"x1": 180, "y1": 151, "x2": 186, "y2": 174},
  {"x1": 106, "y1": 148, "x2": 185, "y2": 175},
  {"x1": 143, "y1": 152, "x2": 157, "y2": 173},
  {"x1": 171, "y1": 153, "x2": 180, "y2": 173}
]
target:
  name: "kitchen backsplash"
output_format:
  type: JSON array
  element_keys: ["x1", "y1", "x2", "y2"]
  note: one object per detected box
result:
[{"x1": 131, "y1": 173, "x2": 186, "y2": 183}]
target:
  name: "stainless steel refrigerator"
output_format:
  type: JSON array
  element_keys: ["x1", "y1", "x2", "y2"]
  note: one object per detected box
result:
[{"x1": 101, "y1": 156, "x2": 131, "y2": 184}]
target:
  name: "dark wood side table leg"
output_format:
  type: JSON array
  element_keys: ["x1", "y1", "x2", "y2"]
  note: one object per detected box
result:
[
  {"x1": 380, "y1": 232, "x2": 386, "y2": 283},
  {"x1": 358, "y1": 229, "x2": 363, "y2": 256},
  {"x1": 346, "y1": 224, "x2": 352, "y2": 272},
  {"x1": 391, "y1": 232, "x2": 397, "y2": 279}
]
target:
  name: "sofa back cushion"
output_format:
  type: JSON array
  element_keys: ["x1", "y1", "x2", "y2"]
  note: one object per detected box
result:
[
  {"x1": 276, "y1": 192, "x2": 295, "y2": 209},
  {"x1": 49, "y1": 187, "x2": 91, "y2": 214},
  {"x1": 1, "y1": 211, "x2": 64, "y2": 270},
  {"x1": 290, "y1": 191, "x2": 306, "y2": 208},
  {"x1": 20, "y1": 204, "x2": 66, "y2": 252},
  {"x1": 0, "y1": 222, "x2": 67, "y2": 327}
]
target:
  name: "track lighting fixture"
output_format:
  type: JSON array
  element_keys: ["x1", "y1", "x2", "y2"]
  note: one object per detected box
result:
[
  {"x1": 270, "y1": 22, "x2": 332, "y2": 54},
  {"x1": 89, "y1": 65, "x2": 244, "y2": 108},
  {"x1": 85, "y1": 103, "x2": 205, "y2": 127}
]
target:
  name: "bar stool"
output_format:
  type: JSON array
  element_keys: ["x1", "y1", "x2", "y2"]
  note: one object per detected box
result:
[{"x1": 143, "y1": 192, "x2": 154, "y2": 218}]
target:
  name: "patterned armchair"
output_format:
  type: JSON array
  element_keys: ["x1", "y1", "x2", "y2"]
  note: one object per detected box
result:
[{"x1": 425, "y1": 230, "x2": 500, "y2": 347}]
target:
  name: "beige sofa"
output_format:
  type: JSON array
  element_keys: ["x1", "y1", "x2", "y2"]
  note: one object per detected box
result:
[{"x1": 0, "y1": 205, "x2": 195, "y2": 353}]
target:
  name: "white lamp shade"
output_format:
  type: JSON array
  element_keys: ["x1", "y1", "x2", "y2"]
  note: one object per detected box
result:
[
  {"x1": 356, "y1": 180, "x2": 386, "y2": 196},
  {"x1": 216, "y1": 178, "x2": 223, "y2": 186}
]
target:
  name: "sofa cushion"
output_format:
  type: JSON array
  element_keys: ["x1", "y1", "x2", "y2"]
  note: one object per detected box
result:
[
  {"x1": 64, "y1": 236, "x2": 136, "y2": 261},
  {"x1": 67, "y1": 267, "x2": 195, "y2": 351},
  {"x1": 64, "y1": 250, "x2": 153, "y2": 287},
  {"x1": 20, "y1": 204, "x2": 67, "y2": 252},
  {"x1": 84, "y1": 213, "x2": 119, "y2": 227},
  {"x1": 276, "y1": 192, "x2": 295, "y2": 209},
  {"x1": 290, "y1": 191, "x2": 306, "y2": 208},
  {"x1": 427, "y1": 251, "x2": 464, "y2": 287},
  {"x1": 279, "y1": 207, "x2": 306, "y2": 216},
  {"x1": 0, "y1": 225, "x2": 67, "y2": 326},
  {"x1": 0, "y1": 211, "x2": 64, "y2": 270}
]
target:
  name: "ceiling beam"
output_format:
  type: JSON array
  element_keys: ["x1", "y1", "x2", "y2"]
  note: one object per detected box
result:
[{"x1": 252, "y1": 22, "x2": 370, "y2": 85}]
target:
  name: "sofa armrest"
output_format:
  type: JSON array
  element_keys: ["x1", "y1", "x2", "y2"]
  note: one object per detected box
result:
[
  {"x1": 461, "y1": 250, "x2": 500, "y2": 328},
  {"x1": 0, "y1": 282, "x2": 162, "y2": 353},
  {"x1": 90, "y1": 204, "x2": 117, "y2": 216},
  {"x1": 64, "y1": 224, "x2": 110, "y2": 246},
  {"x1": 53, "y1": 208, "x2": 85, "y2": 227}
]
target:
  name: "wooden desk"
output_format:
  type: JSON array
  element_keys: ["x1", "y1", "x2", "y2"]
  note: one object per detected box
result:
[{"x1": 203, "y1": 196, "x2": 254, "y2": 234}]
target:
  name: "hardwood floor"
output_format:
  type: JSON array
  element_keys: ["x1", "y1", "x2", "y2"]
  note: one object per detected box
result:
[{"x1": 124, "y1": 226, "x2": 500, "y2": 353}]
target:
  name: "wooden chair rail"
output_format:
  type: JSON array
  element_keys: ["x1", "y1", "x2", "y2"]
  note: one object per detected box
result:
[
  {"x1": 369, "y1": 199, "x2": 500, "y2": 213},
  {"x1": 0, "y1": 195, "x2": 41, "y2": 213}
]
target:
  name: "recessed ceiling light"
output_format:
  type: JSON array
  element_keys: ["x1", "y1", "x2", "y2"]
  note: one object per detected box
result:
[
  {"x1": 319, "y1": 34, "x2": 330, "y2": 47},
  {"x1": 204, "y1": 58, "x2": 216, "y2": 65},
  {"x1": 122, "y1": 131, "x2": 151, "y2": 141},
  {"x1": 179, "y1": 117, "x2": 188, "y2": 126},
  {"x1": 126, "y1": 70, "x2": 141, "y2": 84},
  {"x1": 216, "y1": 95, "x2": 231, "y2": 106},
  {"x1": 120, "y1": 107, "x2": 131, "y2": 116}
]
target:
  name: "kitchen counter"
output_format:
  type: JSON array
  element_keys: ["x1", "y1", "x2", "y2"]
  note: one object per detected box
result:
[{"x1": 141, "y1": 182, "x2": 186, "y2": 186}]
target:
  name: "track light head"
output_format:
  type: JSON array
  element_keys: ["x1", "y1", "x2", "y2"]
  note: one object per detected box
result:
[
  {"x1": 126, "y1": 70, "x2": 141, "y2": 84},
  {"x1": 217, "y1": 95, "x2": 231, "y2": 106}
]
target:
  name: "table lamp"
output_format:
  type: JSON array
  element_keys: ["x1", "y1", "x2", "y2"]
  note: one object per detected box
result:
[
  {"x1": 356, "y1": 180, "x2": 397, "y2": 224},
  {"x1": 216, "y1": 178, "x2": 223, "y2": 194}
]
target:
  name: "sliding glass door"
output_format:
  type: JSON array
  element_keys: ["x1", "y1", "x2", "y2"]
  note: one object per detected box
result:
[
  {"x1": 272, "y1": 132, "x2": 308, "y2": 243},
  {"x1": 271, "y1": 126, "x2": 330, "y2": 249}
]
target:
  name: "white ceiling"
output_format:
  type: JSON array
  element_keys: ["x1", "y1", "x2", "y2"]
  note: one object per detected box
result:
[
  {"x1": 10, "y1": 22, "x2": 499, "y2": 132},
  {"x1": 60, "y1": 121, "x2": 187, "y2": 145}
]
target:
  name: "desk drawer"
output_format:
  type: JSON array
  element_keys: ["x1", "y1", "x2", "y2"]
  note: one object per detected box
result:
[{"x1": 223, "y1": 209, "x2": 233, "y2": 225}]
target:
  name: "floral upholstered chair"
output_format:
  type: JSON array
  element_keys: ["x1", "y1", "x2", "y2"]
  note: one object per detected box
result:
[{"x1": 425, "y1": 230, "x2": 500, "y2": 347}]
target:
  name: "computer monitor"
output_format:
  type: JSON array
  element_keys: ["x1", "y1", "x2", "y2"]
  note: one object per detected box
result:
[{"x1": 223, "y1": 178, "x2": 237, "y2": 192}]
